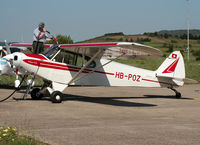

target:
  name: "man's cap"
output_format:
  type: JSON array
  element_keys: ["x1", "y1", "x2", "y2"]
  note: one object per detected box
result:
[{"x1": 38, "y1": 22, "x2": 45, "y2": 27}]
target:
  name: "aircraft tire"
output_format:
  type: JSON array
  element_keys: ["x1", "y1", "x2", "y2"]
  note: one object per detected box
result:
[
  {"x1": 176, "y1": 92, "x2": 181, "y2": 99},
  {"x1": 51, "y1": 91, "x2": 63, "y2": 103},
  {"x1": 31, "y1": 88, "x2": 43, "y2": 100}
]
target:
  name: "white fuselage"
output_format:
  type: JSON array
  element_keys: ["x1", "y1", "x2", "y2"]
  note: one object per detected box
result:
[{"x1": 13, "y1": 52, "x2": 178, "y2": 93}]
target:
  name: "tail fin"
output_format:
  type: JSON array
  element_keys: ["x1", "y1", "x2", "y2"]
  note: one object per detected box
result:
[{"x1": 156, "y1": 51, "x2": 185, "y2": 86}]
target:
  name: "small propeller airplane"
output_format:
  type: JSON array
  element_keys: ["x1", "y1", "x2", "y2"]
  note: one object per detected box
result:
[
  {"x1": 4, "y1": 41, "x2": 185, "y2": 103},
  {"x1": 0, "y1": 41, "x2": 35, "y2": 87}
]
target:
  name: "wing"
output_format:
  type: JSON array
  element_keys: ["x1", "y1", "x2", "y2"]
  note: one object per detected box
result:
[
  {"x1": 59, "y1": 42, "x2": 162, "y2": 59},
  {"x1": 10, "y1": 42, "x2": 162, "y2": 59}
]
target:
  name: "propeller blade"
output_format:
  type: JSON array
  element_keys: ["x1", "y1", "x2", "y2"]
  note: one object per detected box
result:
[
  {"x1": 4, "y1": 40, "x2": 11, "y2": 54},
  {"x1": 3, "y1": 54, "x2": 14, "y2": 68}
]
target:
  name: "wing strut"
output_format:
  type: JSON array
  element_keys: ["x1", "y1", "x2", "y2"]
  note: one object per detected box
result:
[{"x1": 67, "y1": 49, "x2": 103, "y2": 85}]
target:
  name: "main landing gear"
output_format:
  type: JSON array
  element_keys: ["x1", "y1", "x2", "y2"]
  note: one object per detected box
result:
[
  {"x1": 169, "y1": 87, "x2": 181, "y2": 99},
  {"x1": 30, "y1": 88, "x2": 63, "y2": 103},
  {"x1": 30, "y1": 81, "x2": 64, "y2": 103},
  {"x1": 50, "y1": 91, "x2": 63, "y2": 103},
  {"x1": 30, "y1": 88, "x2": 44, "y2": 100}
]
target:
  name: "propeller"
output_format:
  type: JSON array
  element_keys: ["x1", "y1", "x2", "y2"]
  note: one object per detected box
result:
[
  {"x1": 3, "y1": 41, "x2": 25, "y2": 88},
  {"x1": 4, "y1": 40, "x2": 11, "y2": 54}
]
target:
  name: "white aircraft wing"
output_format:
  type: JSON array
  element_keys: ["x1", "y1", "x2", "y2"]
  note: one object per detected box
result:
[
  {"x1": 59, "y1": 42, "x2": 162, "y2": 59},
  {"x1": 10, "y1": 42, "x2": 162, "y2": 59}
]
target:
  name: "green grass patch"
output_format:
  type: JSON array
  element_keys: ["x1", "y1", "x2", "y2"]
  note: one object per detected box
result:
[
  {"x1": 116, "y1": 57, "x2": 165, "y2": 71},
  {"x1": 0, "y1": 75, "x2": 43, "y2": 88},
  {"x1": 0, "y1": 126, "x2": 48, "y2": 145}
]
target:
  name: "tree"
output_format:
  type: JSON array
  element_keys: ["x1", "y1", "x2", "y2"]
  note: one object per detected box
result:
[
  {"x1": 164, "y1": 33, "x2": 169, "y2": 39},
  {"x1": 168, "y1": 44, "x2": 174, "y2": 52},
  {"x1": 130, "y1": 38, "x2": 134, "y2": 42},
  {"x1": 118, "y1": 37, "x2": 123, "y2": 41}
]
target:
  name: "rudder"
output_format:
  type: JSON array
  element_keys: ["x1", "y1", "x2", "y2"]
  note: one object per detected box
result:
[{"x1": 156, "y1": 51, "x2": 185, "y2": 86}]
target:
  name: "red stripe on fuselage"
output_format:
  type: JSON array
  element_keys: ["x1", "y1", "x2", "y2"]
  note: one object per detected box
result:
[
  {"x1": 23, "y1": 59, "x2": 114, "y2": 75},
  {"x1": 24, "y1": 53, "x2": 47, "y2": 60}
]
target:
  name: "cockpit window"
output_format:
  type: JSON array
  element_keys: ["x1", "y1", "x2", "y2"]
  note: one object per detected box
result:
[
  {"x1": 42, "y1": 45, "x2": 96, "y2": 68},
  {"x1": 54, "y1": 49, "x2": 96, "y2": 68}
]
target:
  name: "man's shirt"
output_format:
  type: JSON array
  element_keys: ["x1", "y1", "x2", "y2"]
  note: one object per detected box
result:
[{"x1": 33, "y1": 28, "x2": 47, "y2": 42}]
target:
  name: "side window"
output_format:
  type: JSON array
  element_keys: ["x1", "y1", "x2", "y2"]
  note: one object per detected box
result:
[
  {"x1": 54, "y1": 50, "x2": 75, "y2": 65},
  {"x1": 76, "y1": 55, "x2": 83, "y2": 66},
  {"x1": 54, "y1": 50, "x2": 96, "y2": 68},
  {"x1": 75, "y1": 55, "x2": 96, "y2": 68}
]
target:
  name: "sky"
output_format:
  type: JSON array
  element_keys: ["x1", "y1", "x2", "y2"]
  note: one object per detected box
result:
[{"x1": 0, "y1": 0, "x2": 199, "y2": 43}]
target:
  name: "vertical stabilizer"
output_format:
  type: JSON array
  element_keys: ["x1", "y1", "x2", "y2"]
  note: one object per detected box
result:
[{"x1": 156, "y1": 51, "x2": 185, "y2": 86}]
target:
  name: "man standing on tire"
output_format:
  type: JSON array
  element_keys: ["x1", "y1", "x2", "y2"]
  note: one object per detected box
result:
[{"x1": 33, "y1": 22, "x2": 52, "y2": 54}]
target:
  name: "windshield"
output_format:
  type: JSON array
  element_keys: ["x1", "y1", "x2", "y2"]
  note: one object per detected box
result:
[{"x1": 41, "y1": 44, "x2": 60, "y2": 59}]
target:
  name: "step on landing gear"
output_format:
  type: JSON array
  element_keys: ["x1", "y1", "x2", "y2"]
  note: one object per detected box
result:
[{"x1": 169, "y1": 87, "x2": 181, "y2": 99}]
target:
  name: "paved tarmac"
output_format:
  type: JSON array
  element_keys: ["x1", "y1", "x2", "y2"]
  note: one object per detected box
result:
[{"x1": 0, "y1": 84, "x2": 200, "y2": 145}]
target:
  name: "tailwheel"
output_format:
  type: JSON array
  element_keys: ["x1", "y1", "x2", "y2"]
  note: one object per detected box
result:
[
  {"x1": 169, "y1": 87, "x2": 182, "y2": 99},
  {"x1": 31, "y1": 88, "x2": 43, "y2": 100},
  {"x1": 175, "y1": 92, "x2": 181, "y2": 99},
  {"x1": 51, "y1": 91, "x2": 63, "y2": 103}
]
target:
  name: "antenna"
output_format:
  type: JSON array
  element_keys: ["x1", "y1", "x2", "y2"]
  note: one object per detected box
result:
[
  {"x1": 21, "y1": 34, "x2": 24, "y2": 43},
  {"x1": 186, "y1": 0, "x2": 190, "y2": 61}
]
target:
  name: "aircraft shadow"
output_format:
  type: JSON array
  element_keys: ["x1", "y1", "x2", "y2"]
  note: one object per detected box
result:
[
  {"x1": 142, "y1": 95, "x2": 193, "y2": 100},
  {"x1": 61, "y1": 94, "x2": 157, "y2": 107},
  {"x1": 11, "y1": 91, "x2": 192, "y2": 107},
  {"x1": 12, "y1": 95, "x2": 156, "y2": 107}
]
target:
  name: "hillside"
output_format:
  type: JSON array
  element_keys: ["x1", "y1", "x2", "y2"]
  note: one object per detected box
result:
[
  {"x1": 157, "y1": 29, "x2": 200, "y2": 37},
  {"x1": 82, "y1": 31, "x2": 200, "y2": 52}
]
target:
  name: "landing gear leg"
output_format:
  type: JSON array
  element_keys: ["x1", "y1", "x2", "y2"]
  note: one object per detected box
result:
[
  {"x1": 169, "y1": 87, "x2": 181, "y2": 99},
  {"x1": 22, "y1": 75, "x2": 35, "y2": 100}
]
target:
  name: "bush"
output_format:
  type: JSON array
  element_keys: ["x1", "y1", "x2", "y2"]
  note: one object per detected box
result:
[
  {"x1": 168, "y1": 44, "x2": 174, "y2": 52},
  {"x1": 192, "y1": 49, "x2": 200, "y2": 57},
  {"x1": 171, "y1": 40, "x2": 177, "y2": 43},
  {"x1": 196, "y1": 57, "x2": 200, "y2": 61},
  {"x1": 136, "y1": 38, "x2": 151, "y2": 43},
  {"x1": 193, "y1": 49, "x2": 200, "y2": 61}
]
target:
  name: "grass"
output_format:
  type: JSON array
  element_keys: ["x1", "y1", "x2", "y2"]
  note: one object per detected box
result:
[
  {"x1": 0, "y1": 126, "x2": 48, "y2": 145},
  {"x1": 116, "y1": 57, "x2": 166, "y2": 71},
  {"x1": 185, "y1": 58, "x2": 200, "y2": 82},
  {"x1": 0, "y1": 75, "x2": 43, "y2": 88}
]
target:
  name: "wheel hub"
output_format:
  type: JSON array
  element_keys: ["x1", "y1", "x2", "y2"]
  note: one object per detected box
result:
[{"x1": 56, "y1": 95, "x2": 60, "y2": 100}]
